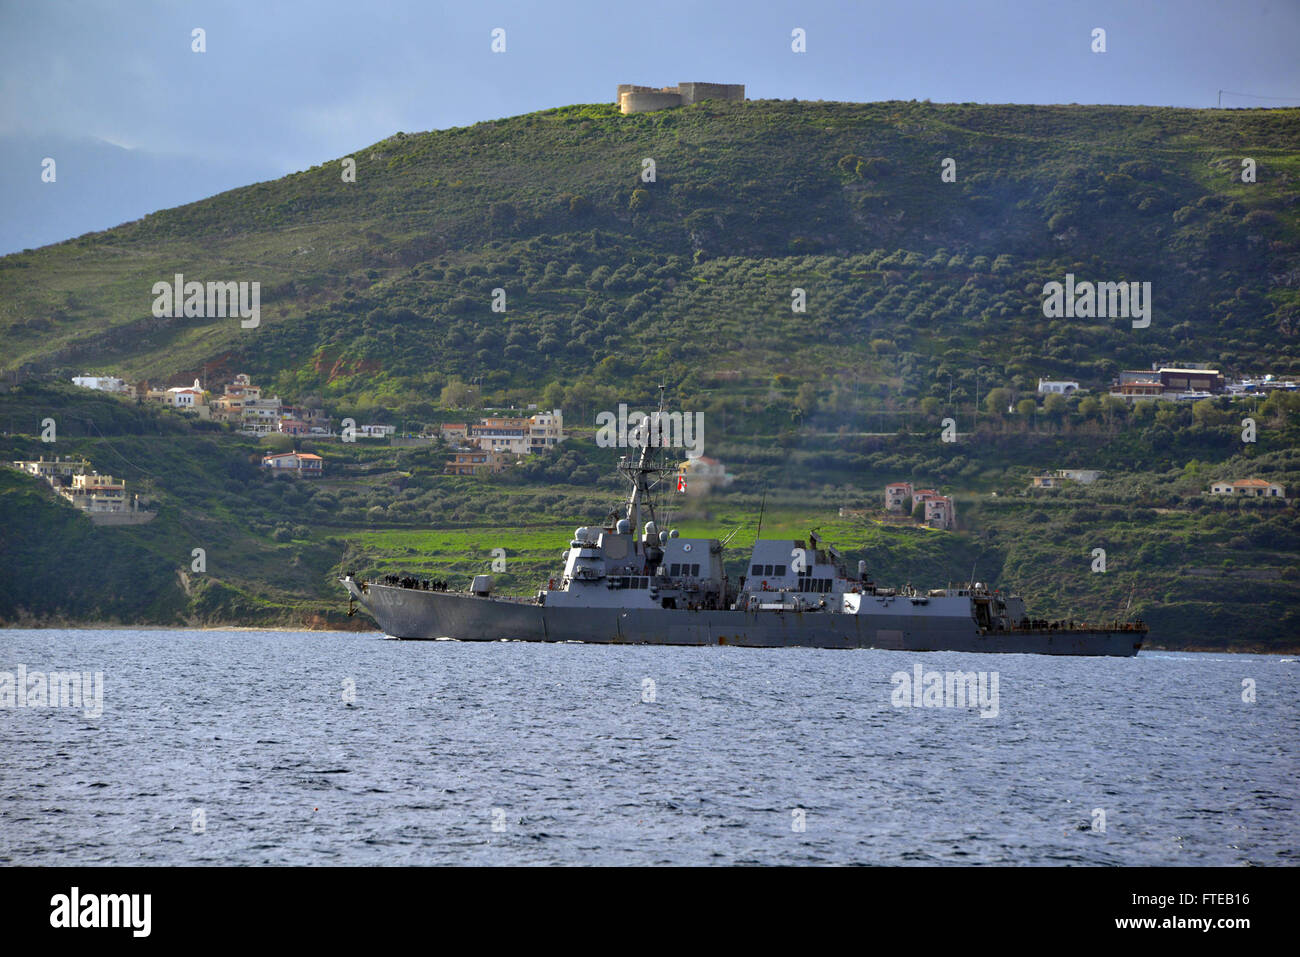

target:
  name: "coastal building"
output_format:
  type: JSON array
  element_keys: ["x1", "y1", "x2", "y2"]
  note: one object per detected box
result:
[
  {"x1": 444, "y1": 449, "x2": 511, "y2": 476},
  {"x1": 1158, "y1": 366, "x2": 1223, "y2": 393},
  {"x1": 529, "y1": 410, "x2": 564, "y2": 451},
  {"x1": 1037, "y1": 379, "x2": 1080, "y2": 395},
  {"x1": 71, "y1": 374, "x2": 129, "y2": 394},
  {"x1": 923, "y1": 495, "x2": 955, "y2": 530},
  {"x1": 10, "y1": 456, "x2": 151, "y2": 521},
  {"x1": 61, "y1": 472, "x2": 127, "y2": 512},
  {"x1": 1110, "y1": 380, "x2": 1164, "y2": 400},
  {"x1": 210, "y1": 374, "x2": 283, "y2": 432},
  {"x1": 1208, "y1": 478, "x2": 1285, "y2": 498},
  {"x1": 11, "y1": 456, "x2": 91, "y2": 482},
  {"x1": 884, "y1": 482, "x2": 914, "y2": 512},
  {"x1": 1110, "y1": 364, "x2": 1224, "y2": 402},
  {"x1": 457, "y1": 409, "x2": 565, "y2": 455},
  {"x1": 218, "y1": 373, "x2": 265, "y2": 404},
  {"x1": 238, "y1": 397, "x2": 283, "y2": 433},
  {"x1": 261, "y1": 452, "x2": 324, "y2": 477},
  {"x1": 144, "y1": 378, "x2": 210, "y2": 417},
  {"x1": 474, "y1": 416, "x2": 531, "y2": 454}
]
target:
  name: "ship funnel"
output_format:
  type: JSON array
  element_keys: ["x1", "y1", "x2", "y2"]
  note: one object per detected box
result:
[
  {"x1": 858, "y1": 560, "x2": 867, "y2": 578},
  {"x1": 668, "y1": 528, "x2": 679, "y2": 538},
  {"x1": 616, "y1": 519, "x2": 632, "y2": 535},
  {"x1": 659, "y1": 531, "x2": 668, "y2": 545},
  {"x1": 644, "y1": 521, "x2": 658, "y2": 540}
]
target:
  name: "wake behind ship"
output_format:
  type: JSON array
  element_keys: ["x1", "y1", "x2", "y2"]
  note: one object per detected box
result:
[{"x1": 342, "y1": 419, "x2": 1145, "y2": 657}]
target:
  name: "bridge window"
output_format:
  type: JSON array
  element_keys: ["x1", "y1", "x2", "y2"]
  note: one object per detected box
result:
[
  {"x1": 751, "y1": 564, "x2": 762, "y2": 576},
  {"x1": 763, "y1": 564, "x2": 774, "y2": 576},
  {"x1": 691, "y1": 564, "x2": 700, "y2": 576},
  {"x1": 670, "y1": 563, "x2": 681, "y2": 576},
  {"x1": 774, "y1": 565, "x2": 786, "y2": 577}
]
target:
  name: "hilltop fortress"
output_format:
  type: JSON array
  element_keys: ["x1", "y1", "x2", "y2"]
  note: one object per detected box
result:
[{"x1": 617, "y1": 82, "x2": 745, "y2": 114}]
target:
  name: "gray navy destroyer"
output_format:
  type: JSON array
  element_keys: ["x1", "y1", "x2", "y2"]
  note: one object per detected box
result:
[{"x1": 342, "y1": 424, "x2": 1146, "y2": 657}]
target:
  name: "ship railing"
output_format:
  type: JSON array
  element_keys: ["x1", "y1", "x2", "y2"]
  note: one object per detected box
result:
[{"x1": 1008, "y1": 617, "x2": 1149, "y2": 634}]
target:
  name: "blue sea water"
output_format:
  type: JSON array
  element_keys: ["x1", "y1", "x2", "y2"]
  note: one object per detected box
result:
[{"x1": 0, "y1": 629, "x2": 1295, "y2": 865}]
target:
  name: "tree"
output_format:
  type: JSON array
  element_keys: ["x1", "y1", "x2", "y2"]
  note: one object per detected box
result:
[
  {"x1": 1191, "y1": 398, "x2": 1220, "y2": 427},
  {"x1": 984, "y1": 387, "x2": 1013, "y2": 417},
  {"x1": 440, "y1": 378, "x2": 474, "y2": 409},
  {"x1": 541, "y1": 381, "x2": 565, "y2": 411},
  {"x1": 1042, "y1": 392, "x2": 1069, "y2": 422},
  {"x1": 1016, "y1": 398, "x2": 1037, "y2": 417},
  {"x1": 1100, "y1": 394, "x2": 1128, "y2": 427}
]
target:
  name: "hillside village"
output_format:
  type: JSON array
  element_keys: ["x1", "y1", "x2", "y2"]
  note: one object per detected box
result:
[
  {"x1": 61, "y1": 359, "x2": 1294, "y2": 507},
  {"x1": 68, "y1": 371, "x2": 567, "y2": 478},
  {"x1": 9, "y1": 455, "x2": 152, "y2": 524}
]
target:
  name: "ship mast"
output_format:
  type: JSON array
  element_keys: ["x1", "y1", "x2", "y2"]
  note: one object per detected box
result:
[{"x1": 619, "y1": 385, "x2": 672, "y2": 555}]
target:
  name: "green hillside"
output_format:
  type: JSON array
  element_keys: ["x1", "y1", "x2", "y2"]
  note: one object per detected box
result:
[
  {"x1": 1, "y1": 98, "x2": 1298, "y2": 648},
  {"x1": 3, "y1": 100, "x2": 1298, "y2": 414}
]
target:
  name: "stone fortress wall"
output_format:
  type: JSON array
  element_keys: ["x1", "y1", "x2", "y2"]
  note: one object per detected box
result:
[{"x1": 617, "y1": 82, "x2": 745, "y2": 114}]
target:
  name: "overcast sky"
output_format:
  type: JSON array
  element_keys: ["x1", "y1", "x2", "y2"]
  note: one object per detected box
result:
[{"x1": 2, "y1": 0, "x2": 1298, "y2": 254}]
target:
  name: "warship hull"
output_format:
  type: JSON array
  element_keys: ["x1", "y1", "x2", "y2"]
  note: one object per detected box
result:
[{"x1": 343, "y1": 580, "x2": 1143, "y2": 656}]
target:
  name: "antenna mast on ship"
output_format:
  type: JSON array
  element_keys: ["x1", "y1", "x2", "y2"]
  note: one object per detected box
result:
[{"x1": 617, "y1": 384, "x2": 676, "y2": 553}]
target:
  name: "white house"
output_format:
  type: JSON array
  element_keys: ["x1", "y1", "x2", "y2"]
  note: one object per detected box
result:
[
  {"x1": 1209, "y1": 479, "x2": 1285, "y2": 499},
  {"x1": 1037, "y1": 379, "x2": 1080, "y2": 395},
  {"x1": 72, "y1": 375, "x2": 129, "y2": 394},
  {"x1": 261, "y1": 452, "x2": 324, "y2": 477},
  {"x1": 168, "y1": 380, "x2": 204, "y2": 407}
]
